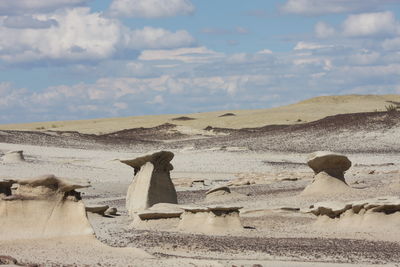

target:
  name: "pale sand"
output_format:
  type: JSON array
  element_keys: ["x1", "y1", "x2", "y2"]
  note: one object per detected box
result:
[
  {"x1": 0, "y1": 94, "x2": 399, "y2": 134},
  {"x1": 1, "y1": 94, "x2": 400, "y2": 266},
  {"x1": 1, "y1": 141, "x2": 400, "y2": 265}
]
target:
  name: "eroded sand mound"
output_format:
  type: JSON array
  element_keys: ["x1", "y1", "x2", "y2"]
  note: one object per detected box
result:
[
  {"x1": 121, "y1": 151, "x2": 178, "y2": 215},
  {"x1": 310, "y1": 196, "x2": 400, "y2": 231},
  {"x1": 301, "y1": 172, "x2": 352, "y2": 196},
  {"x1": 0, "y1": 174, "x2": 94, "y2": 240}
]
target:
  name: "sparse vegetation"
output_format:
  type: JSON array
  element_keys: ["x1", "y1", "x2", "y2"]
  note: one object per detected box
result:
[
  {"x1": 172, "y1": 116, "x2": 196, "y2": 121},
  {"x1": 219, "y1": 113, "x2": 236, "y2": 117},
  {"x1": 385, "y1": 104, "x2": 399, "y2": 112},
  {"x1": 35, "y1": 126, "x2": 45, "y2": 130}
]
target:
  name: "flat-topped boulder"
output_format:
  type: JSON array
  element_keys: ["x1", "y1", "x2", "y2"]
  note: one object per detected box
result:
[
  {"x1": 307, "y1": 151, "x2": 351, "y2": 181},
  {"x1": 0, "y1": 174, "x2": 94, "y2": 240},
  {"x1": 2, "y1": 150, "x2": 25, "y2": 163},
  {"x1": 138, "y1": 203, "x2": 184, "y2": 220},
  {"x1": 121, "y1": 151, "x2": 177, "y2": 215},
  {"x1": 178, "y1": 205, "x2": 243, "y2": 234}
]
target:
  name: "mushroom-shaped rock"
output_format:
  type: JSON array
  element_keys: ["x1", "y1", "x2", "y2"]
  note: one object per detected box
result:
[
  {"x1": 307, "y1": 151, "x2": 351, "y2": 181},
  {"x1": 0, "y1": 174, "x2": 94, "y2": 240},
  {"x1": 121, "y1": 151, "x2": 177, "y2": 215},
  {"x1": 302, "y1": 152, "x2": 352, "y2": 196},
  {"x1": 178, "y1": 205, "x2": 243, "y2": 234},
  {"x1": 2, "y1": 150, "x2": 25, "y2": 163}
]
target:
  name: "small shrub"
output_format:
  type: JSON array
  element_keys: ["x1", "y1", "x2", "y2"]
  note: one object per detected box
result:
[
  {"x1": 35, "y1": 126, "x2": 45, "y2": 130},
  {"x1": 385, "y1": 104, "x2": 398, "y2": 112}
]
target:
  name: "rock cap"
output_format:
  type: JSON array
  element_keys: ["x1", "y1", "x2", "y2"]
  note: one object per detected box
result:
[
  {"x1": 121, "y1": 151, "x2": 174, "y2": 175},
  {"x1": 307, "y1": 151, "x2": 351, "y2": 180}
]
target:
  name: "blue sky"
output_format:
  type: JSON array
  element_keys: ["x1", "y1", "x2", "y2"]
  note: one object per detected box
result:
[{"x1": 1, "y1": 0, "x2": 400, "y2": 123}]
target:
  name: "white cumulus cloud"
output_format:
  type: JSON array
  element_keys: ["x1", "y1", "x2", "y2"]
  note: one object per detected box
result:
[
  {"x1": 0, "y1": 0, "x2": 89, "y2": 15},
  {"x1": 294, "y1": 41, "x2": 332, "y2": 50},
  {"x1": 109, "y1": 0, "x2": 195, "y2": 18},
  {"x1": 0, "y1": 8, "x2": 195, "y2": 64},
  {"x1": 315, "y1": 22, "x2": 336, "y2": 38},
  {"x1": 139, "y1": 47, "x2": 223, "y2": 63},
  {"x1": 342, "y1": 11, "x2": 400, "y2": 37},
  {"x1": 125, "y1": 27, "x2": 195, "y2": 50},
  {"x1": 282, "y1": 0, "x2": 397, "y2": 15}
]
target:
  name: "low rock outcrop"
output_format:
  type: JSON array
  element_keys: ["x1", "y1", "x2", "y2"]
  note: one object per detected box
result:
[
  {"x1": 178, "y1": 205, "x2": 243, "y2": 234},
  {"x1": 205, "y1": 186, "x2": 230, "y2": 200},
  {"x1": 302, "y1": 151, "x2": 352, "y2": 196},
  {"x1": 86, "y1": 205, "x2": 109, "y2": 216},
  {"x1": 121, "y1": 151, "x2": 177, "y2": 215},
  {"x1": 308, "y1": 196, "x2": 400, "y2": 231},
  {"x1": 309, "y1": 196, "x2": 400, "y2": 218},
  {"x1": 105, "y1": 207, "x2": 118, "y2": 216},
  {"x1": 2, "y1": 150, "x2": 25, "y2": 163},
  {"x1": 0, "y1": 174, "x2": 94, "y2": 240}
]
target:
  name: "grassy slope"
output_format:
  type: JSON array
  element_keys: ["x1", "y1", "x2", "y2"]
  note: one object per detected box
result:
[{"x1": 0, "y1": 94, "x2": 399, "y2": 134}]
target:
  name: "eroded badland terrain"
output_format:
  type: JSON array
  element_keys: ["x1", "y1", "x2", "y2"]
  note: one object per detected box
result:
[{"x1": 1, "y1": 94, "x2": 400, "y2": 266}]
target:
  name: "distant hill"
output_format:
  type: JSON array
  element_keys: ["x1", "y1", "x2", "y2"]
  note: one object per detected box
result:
[{"x1": 0, "y1": 94, "x2": 399, "y2": 134}]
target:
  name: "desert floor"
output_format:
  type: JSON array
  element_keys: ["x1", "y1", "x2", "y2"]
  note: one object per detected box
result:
[{"x1": 1, "y1": 95, "x2": 400, "y2": 266}]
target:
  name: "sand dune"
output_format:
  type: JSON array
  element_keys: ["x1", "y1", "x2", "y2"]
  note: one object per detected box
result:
[{"x1": 0, "y1": 94, "x2": 399, "y2": 134}]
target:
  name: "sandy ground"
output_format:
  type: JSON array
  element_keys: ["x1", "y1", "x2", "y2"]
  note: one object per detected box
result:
[
  {"x1": 1, "y1": 140, "x2": 400, "y2": 266},
  {"x1": 0, "y1": 94, "x2": 399, "y2": 134},
  {"x1": 1, "y1": 95, "x2": 400, "y2": 266}
]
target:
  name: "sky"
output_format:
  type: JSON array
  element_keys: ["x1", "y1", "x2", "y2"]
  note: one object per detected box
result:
[{"x1": 1, "y1": 0, "x2": 400, "y2": 123}]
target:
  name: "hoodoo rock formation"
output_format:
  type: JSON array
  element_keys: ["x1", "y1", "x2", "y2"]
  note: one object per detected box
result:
[
  {"x1": 301, "y1": 151, "x2": 352, "y2": 196},
  {"x1": 0, "y1": 174, "x2": 94, "y2": 240},
  {"x1": 178, "y1": 205, "x2": 243, "y2": 234},
  {"x1": 121, "y1": 151, "x2": 177, "y2": 215}
]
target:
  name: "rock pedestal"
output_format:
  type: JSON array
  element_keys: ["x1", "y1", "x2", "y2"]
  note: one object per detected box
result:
[
  {"x1": 302, "y1": 151, "x2": 352, "y2": 196},
  {"x1": 178, "y1": 205, "x2": 243, "y2": 234},
  {"x1": 121, "y1": 151, "x2": 177, "y2": 215},
  {"x1": 307, "y1": 151, "x2": 351, "y2": 182}
]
